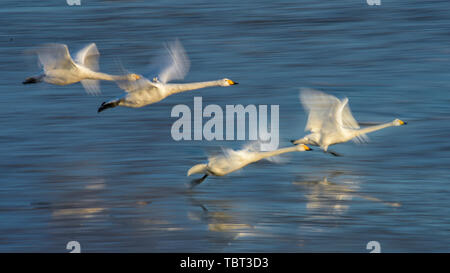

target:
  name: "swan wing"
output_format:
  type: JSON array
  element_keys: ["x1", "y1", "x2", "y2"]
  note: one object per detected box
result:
[
  {"x1": 36, "y1": 43, "x2": 76, "y2": 71},
  {"x1": 75, "y1": 43, "x2": 100, "y2": 71},
  {"x1": 300, "y1": 88, "x2": 341, "y2": 133},
  {"x1": 339, "y1": 99, "x2": 369, "y2": 143},
  {"x1": 149, "y1": 39, "x2": 190, "y2": 84},
  {"x1": 116, "y1": 76, "x2": 156, "y2": 93},
  {"x1": 209, "y1": 148, "x2": 255, "y2": 174},
  {"x1": 79, "y1": 79, "x2": 100, "y2": 95},
  {"x1": 75, "y1": 44, "x2": 101, "y2": 95}
]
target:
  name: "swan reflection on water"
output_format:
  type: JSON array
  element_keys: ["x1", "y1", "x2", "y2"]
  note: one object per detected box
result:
[
  {"x1": 293, "y1": 175, "x2": 401, "y2": 217},
  {"x1": 187, "y1": 198, "x2": 264, "y2": 245}
]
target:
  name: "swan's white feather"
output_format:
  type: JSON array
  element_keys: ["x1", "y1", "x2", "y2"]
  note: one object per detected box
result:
[
  {"x1": 300, "y1": 88, "x2": 368, "y2": 144},
  {"x1": 75, "y1": 43, "x2": 100, "y2": 71},
  {"x1": 151, "y1": 39, "x2": 190, "y2": 84},
  {"x1": 36, "y1": 43, "x2": 75, "y2": 71},
  {"x1": 75, "y1": 43, "x2": 101, "y2": 95},
  {"x1": 116, "y1": 77, "x2": 157, "y2": 93}
]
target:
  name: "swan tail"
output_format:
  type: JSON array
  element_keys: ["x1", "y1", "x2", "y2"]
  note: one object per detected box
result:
[
  {"x1": 187, "y1": 164, "x2": 208, "y2": 176},
  {"x1": 98, "y1": 99, "x2": 120, "y2": 113}
]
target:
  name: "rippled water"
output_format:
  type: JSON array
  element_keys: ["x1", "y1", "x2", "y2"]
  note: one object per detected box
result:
[{"x1": 1, "y1": 0, "x2": 449, "y2": 252}]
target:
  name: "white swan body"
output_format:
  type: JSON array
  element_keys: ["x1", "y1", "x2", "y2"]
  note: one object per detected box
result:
[
  {"x1": 291, "y1": 88, "x2": 406, "y2": 155},
  {"x1": 187, "y1": 144, "x2": 311, "y2": 186},
  {"x1": 97, "y1": 40, "x2": 238, "y2": 112},
  {"x1": 24, "y1": 43, "x2": 140, "y2": 95}
]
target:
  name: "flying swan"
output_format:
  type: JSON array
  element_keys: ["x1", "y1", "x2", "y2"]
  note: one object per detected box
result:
[
  {"x1": 291, "y1": 88, "x2": 407, "y2": 156},
  {"x1": 97, "y1": 40, "x2": 238, "y2": 112},
  {"x1": 187, "y1": 144, "x2": 312, "y2": 187},
  {"x1": 23, "y1": 43, "x2": 140, "y2": 95}
]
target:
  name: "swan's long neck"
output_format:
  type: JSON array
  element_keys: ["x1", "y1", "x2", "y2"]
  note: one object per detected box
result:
[
  {"x1": 256, "y1": 146, "x2": 299, "y2": 161},
  {"x1": 165, "y1": 80, "x2": 222, "y2": 95},
  {"x1": 353, "y1": 121, "x2": 395, "y2": 137}
]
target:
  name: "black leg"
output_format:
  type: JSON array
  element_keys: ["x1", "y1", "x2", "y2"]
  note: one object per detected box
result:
[
  {"x1": 326, "y1": 150, "x2": 342, "y2": 157},
  {"x1": 98, "y1": 101, "x2": 119, "y2": 113},
  {"x1": 23, "y1": 77, "x2": 39, "y2": 84},
  {"x1": 190, "y1": 174, "x2": 209, "y2": 188}
]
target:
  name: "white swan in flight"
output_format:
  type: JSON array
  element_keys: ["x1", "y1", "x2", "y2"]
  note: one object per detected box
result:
[
  {"x1": 97, "y1": 40, "x2": 238, "y2": 112},
  {"x1": 291, "y1": 88, "x2": 406, "y2": 156},
  {"x1": 23, "y1": 43, "x2": 140, "y2": 95},
  {"x1": 187, "y1": 144, "x2": 312, "y2": 187}
]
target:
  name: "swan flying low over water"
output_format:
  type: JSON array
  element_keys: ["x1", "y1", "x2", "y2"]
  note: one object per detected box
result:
[
  {"x1": 187, "y1": 144, "x2": 312, "y2": 187},
  {"x1": 291, "y1": 88, "x2": 406, "y2": 156},
  {"x1": 97, "y1": 40, "x2": 238, "y2": 112},
  {"x1": 23, "y1": 43, "x2": 140, "y2": 95}
]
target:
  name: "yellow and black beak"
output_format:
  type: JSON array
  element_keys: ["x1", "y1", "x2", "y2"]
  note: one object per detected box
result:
[
  {"x1": 399, "y1": 119, "x2": 407, "y2": 125},
  {"x1": 302, "y1": 144, "x2": 312, "y2": 151},
  {"x1": 227, "y1": 79, "x2": 238, "y2": 85}
]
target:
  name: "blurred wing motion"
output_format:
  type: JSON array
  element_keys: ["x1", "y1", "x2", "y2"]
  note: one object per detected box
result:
[
  {"x1": 36, "y1": 43, "x2": 75, "y2": 72},
  {"x1": 210, "y1": 147, "x2": 257, "y2": 174},
  {"x1": 116, "y1": 76, "x2": 156, "y2": 93},
  {"x1": 300, "y1": 88, "x2": 341, "y2": 133},
  {"x1": 75, "y1": 43, "x2": 101, "y2": 95},
  {"x1": 75, "y1": 43, "x2": 100, "y2": 71},
  {"x1": 151, "y1": 39, "x2": 190, "y2": 84},
  {"x1": 115, "y1": 40, "x2": 189, "y2": 94},
  {"x1": 240, "y1": 141, "x2": 283, "y2": 163},
  {"x1": 338, "y1": 97, "x2": 368, "y2": 143},
  {"x1": 300, "y1": 88, "x2": 368, "y2": 143}
]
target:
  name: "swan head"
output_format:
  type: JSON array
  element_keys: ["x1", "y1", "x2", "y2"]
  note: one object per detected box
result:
[
  {"x1": 127, "y1": 73, "x2": 141, "y2": 81},
  {"x1": 187, "y1": 164, "x2": 208, "y2": 176},
  {"x1": 220, "y1": 78, "x2": 238, "y2": 86},
  {"x1": 291, "y1": 135, "x2": 318, "y2": 146},
  {"x1": 393, "y1": 119, "x2": 407, "y2": 126},
  {"x1": 296, "y1": 144, "x2": 313, "y2": 152}
]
